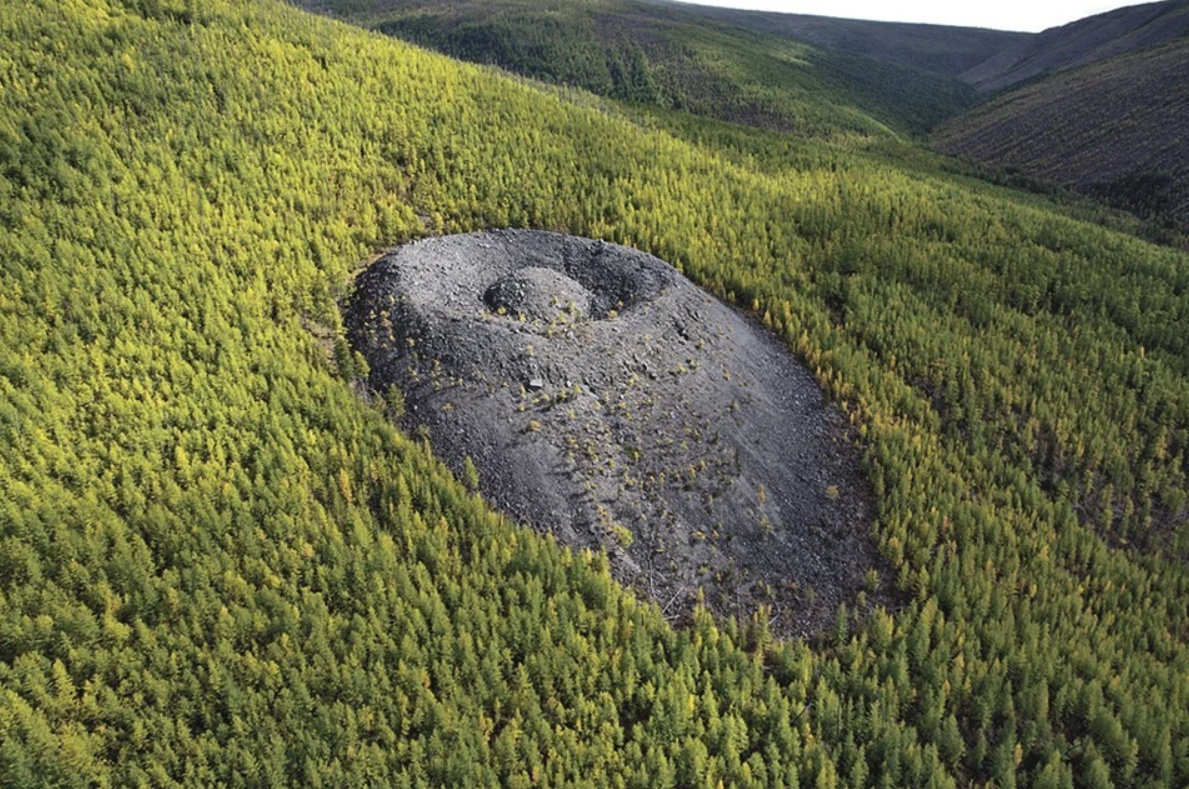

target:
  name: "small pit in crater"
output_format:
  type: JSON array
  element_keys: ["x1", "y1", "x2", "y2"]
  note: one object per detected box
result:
[
  {"x1": 483, "y1": 267, "x2": 592, "y2": 323},
  {"x1": 347, "y1": 230, "x2": 887, "y2": 638}
]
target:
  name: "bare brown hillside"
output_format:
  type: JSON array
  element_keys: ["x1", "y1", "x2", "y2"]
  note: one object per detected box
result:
[
  {"x1": 936, "y1": 40, "x2": 1189, "y2": 230},
  {"x1": 961, "y1": 0, "x2": 1189, "y2": 92}
]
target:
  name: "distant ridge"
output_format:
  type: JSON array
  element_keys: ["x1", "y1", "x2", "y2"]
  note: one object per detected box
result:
[
  {"x1": 640, "y1": 0, "x2": 1029, "y2": 75},
  {"x1": 961, "y1": 0, "x2": 1189, "y2": 92}
]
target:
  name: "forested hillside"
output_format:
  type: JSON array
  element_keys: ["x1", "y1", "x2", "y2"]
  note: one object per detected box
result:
[
  {"x1": 3, "y1": 1, "x2": 1189, "y2": 787},
  {"x1": 936, "y1": 40, "x2": 1189, "y2": 231},
  {"x1": 293, "y1": 0, "x2": 976, "y2": 136}
]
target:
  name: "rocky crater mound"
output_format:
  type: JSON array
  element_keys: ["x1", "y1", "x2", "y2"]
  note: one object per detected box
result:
[{"x1": 348, "y1": 230, "x2": 882, "y2": 636}]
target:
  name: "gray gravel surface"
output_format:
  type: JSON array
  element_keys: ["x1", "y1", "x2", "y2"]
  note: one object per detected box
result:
[{"x1": 348, "y1": 230, "x2": 884, "y2": 637}]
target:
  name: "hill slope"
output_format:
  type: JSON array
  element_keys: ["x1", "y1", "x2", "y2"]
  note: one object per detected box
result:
[
  {"x1": 294, "y1": 0, "x2": 977, "y2": 135},
  {"x1": 4, "y1": 0, "x2": 1189, "y2": 786},
  {"x1": 643, "y1": 0, "x2": 1029, "y2": 76},
  {"x1": 936, "y1": 40, "x2": 1189, "y2": 229},
  {"x1": 961, "y1": 0, "x2": 1189, "y2": 92}
]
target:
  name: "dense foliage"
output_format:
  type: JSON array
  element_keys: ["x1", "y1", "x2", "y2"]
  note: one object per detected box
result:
[
  {"x1": 2, "y1": 0, "x2": 1189, "y2": 787},
  {"x1": 295, "y1": 0, "x2": 976, "y2": 137}
]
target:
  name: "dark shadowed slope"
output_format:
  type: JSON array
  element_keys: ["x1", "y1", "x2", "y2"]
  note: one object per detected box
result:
[
  {"x1": 936, "y1": 40, "x2": 1189, "y2": 229},
  {"x1": 292, "y1": 0, "x2": 977, "y2": 135},
  {"x1": 641, "y1": 0, "x2": 1029, "y2": 75},
  {"x1": 961, "y1": 0, "x2": 1189, "y2": 92}
]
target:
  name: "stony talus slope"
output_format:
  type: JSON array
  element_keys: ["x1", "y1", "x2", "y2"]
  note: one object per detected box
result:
[{"x1": 349, "y1": 231, "x2": 881, "y2": 635}]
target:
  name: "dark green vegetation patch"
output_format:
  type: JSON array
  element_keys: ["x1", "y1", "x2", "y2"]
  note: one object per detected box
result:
[{"x1": 294, "y1": 0, "x2": 977, "y2": 136}]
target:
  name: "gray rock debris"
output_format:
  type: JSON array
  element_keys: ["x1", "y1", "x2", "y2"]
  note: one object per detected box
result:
[{"x1": 347, "y1": 230, "x2": 884, "y2": 637}]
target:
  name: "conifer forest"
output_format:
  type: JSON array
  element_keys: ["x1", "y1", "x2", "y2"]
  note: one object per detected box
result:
[{"x1": 1, "y1": 1, "x2": 1188, "y2": 786}]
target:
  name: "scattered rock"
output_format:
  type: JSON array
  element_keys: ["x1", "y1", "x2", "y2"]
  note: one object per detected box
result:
[{"x1": 347, "y1": 230, "x2": 885, "y2": 637}]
